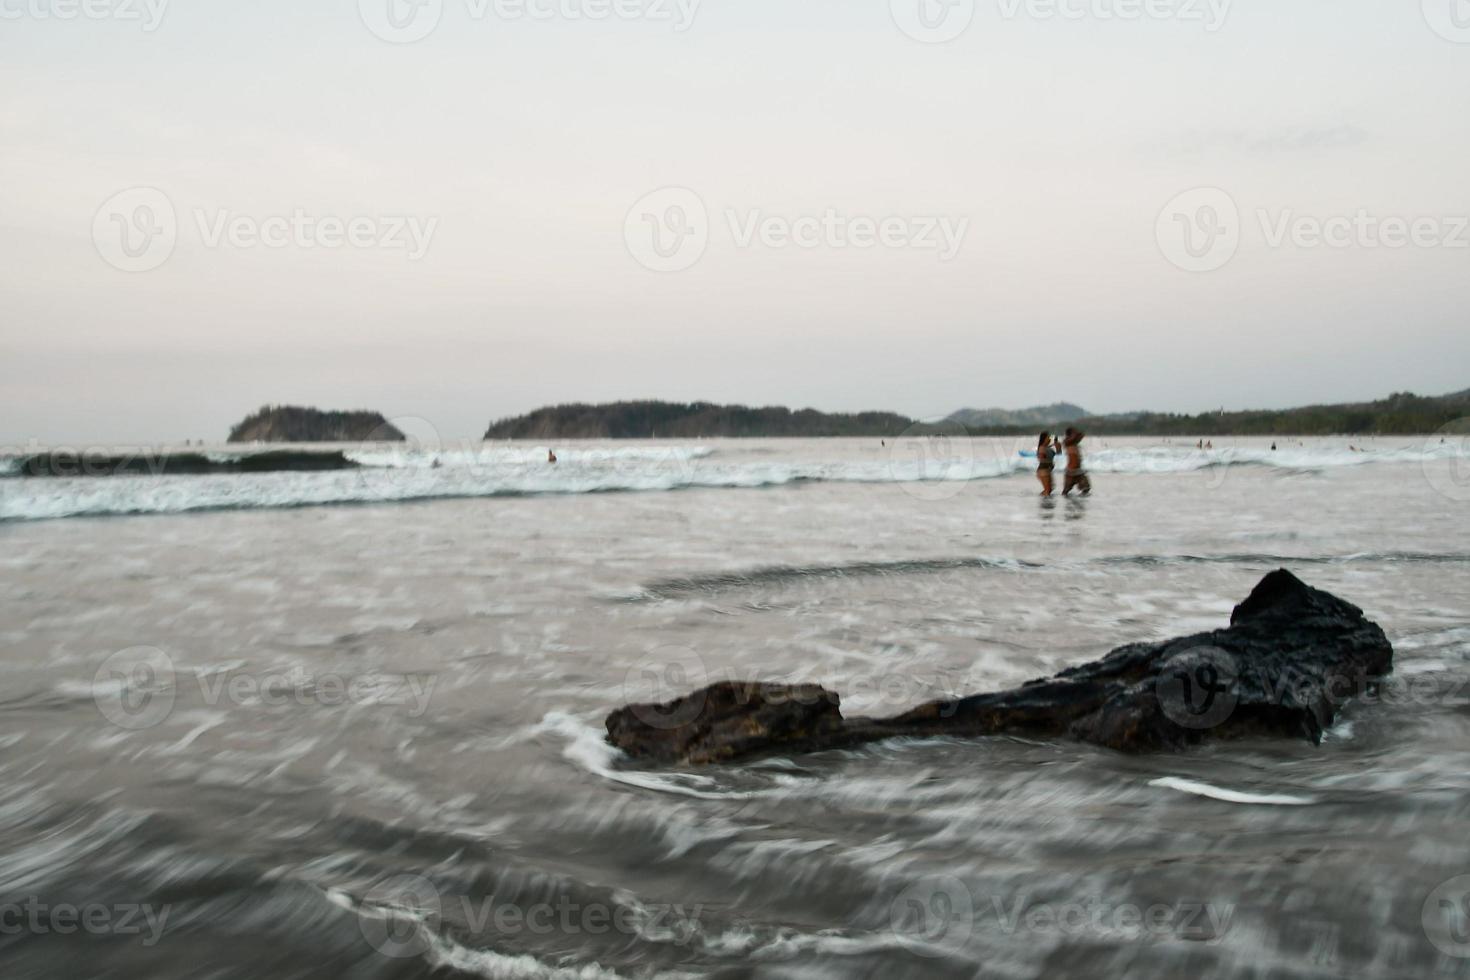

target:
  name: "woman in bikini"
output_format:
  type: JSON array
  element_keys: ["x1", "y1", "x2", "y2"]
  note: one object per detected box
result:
[{"x1": 1036, "y1": 431, "x2": 1056, "y2": 497}]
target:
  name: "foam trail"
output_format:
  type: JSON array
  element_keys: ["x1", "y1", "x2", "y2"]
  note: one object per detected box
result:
[
  {"x1": 534, "y1": 713, "x2": 755, "y2": 802},
  {"x1": 1149, "y1": 776, "x2": 1317, "y2": 806}
]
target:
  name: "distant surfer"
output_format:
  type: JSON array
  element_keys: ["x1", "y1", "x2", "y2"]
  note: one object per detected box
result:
[
  {"x1": 548, "y1": 450, "x2": 558, "y2": 464},
  {"x1": 1271, "y1": 442, "x2": 1277, "y2": 451},
  {"x1": 1061, "y1": 427, "x2": 1092, "y2": 496},
  {"x1": 1036, "y1": 431, "x2": 1056, "y2": 497}
]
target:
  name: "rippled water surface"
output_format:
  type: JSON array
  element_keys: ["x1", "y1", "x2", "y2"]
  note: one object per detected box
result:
[{"x1": 2, "y1": 437, "x2": 1468, "y2": 978}]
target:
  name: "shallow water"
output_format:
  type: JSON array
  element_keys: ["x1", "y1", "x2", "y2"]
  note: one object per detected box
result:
[{"x1": 1, "y1": 437, "x2": 1468, "y2": 978}]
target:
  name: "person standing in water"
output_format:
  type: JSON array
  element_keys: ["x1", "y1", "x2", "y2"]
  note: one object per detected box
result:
[
  {"x1": 1062, "y1": 427, "x2": 1092, "y2": 496},
  {"x1": 1036, "y1": 431, "x2": 1056, "y2": 497}
]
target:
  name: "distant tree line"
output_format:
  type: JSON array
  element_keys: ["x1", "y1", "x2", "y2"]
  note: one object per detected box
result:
[{"x1": 484, "y1": 401, "x2": 916, "y2": 439}]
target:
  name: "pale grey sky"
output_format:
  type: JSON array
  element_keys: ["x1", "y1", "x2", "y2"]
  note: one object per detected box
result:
[{"x1": 3, "y1": 0, "x2": 1468, "y2": 443}]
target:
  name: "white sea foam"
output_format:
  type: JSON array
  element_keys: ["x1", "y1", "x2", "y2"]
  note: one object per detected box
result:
[
  {"x1": 0, "y1": 440, "x2": 1459, "y2": 522},
  {"x1": 1149, "y1": 776, "x2": 1318, "y2": 806},
  {"x1": 532, "y1": 712, "x2": 756, "y2": 802}
]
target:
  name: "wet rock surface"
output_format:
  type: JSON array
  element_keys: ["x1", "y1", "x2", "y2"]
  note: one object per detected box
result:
[{"x1": 606, "y1": 570, "x2": 1394, "y2": 764}]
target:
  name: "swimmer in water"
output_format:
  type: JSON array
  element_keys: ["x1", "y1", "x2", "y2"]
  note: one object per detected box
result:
[
  {"x1": 548, "y1": 450, "x2": 558, "y2": 464},
  {"x1": 1061, "y1": 427, "x2": 1092, "y2": 497},
  {"x1": 1036, "y1": 431, "x2": 1056, "y2": 497}
]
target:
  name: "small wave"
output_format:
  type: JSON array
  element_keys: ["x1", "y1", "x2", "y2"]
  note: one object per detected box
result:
[
  {"x1": 625, "y1": 551, "x2": 1470, "y2": 600},
  {"x1": 426, "y1": 934, "x2": 639, "y2": 980},
  {"x1": 630, "y1": 556, "x2": 1038, "y2": 600},
  {"x1": 1149, "y1": 776, "x2": 1317, "y2": 806}
]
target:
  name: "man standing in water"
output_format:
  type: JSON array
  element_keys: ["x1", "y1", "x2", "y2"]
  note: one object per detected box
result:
[{"x1": 1062, "y1": 427, "x2": 1092, "y2": 496}]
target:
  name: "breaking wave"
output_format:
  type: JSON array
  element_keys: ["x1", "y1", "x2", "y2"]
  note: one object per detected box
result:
[{"x1": 0, "y1": 440, "x2": 1461, "y2": 522}]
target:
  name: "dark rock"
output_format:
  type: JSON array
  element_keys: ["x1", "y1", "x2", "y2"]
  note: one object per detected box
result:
[
  {"x1": 605, "y1": 571, "x2": 1393, "y2": 764},
  {"x1": 16, "y1": 450, "x2": 359, "y2": 478}
]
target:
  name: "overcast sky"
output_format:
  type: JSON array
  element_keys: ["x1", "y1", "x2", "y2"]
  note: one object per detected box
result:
[{"x1": 3, "y1": 0, "x2": 1468, "y2": 443}]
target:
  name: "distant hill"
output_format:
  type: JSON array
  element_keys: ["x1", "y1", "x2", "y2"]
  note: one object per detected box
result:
[
  {"x1": 484, "y1": 401, "x2": 914, "y2": 439},
  {"x1": 948, "y1": 402, "x2": 1088, "y2": 429},
  {"x1": 482, "y1": 390, "x2": 1468, "y2": 439},
  {"x1": 228, "y1": 406, "x2": 405, "y2": 443},
  {"x1": 1073, "y1": 389, "x2": 1470, "y2": 437}
]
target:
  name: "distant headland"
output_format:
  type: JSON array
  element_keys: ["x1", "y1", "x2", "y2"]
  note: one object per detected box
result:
[
  {"x1": 228, "y1": 406, "x2": 405, "y2": 444},
  {"x1": 483, "y1": 389, "x2": 1470, "y2": 439},
  {"x1": 483, "y1": 402, "x2": 914, "y2": 439}
]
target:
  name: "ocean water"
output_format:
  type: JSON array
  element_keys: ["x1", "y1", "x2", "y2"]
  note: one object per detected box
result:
[{"x1": 1, "y1": 436, "x2": 1468, "y2": 979}]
